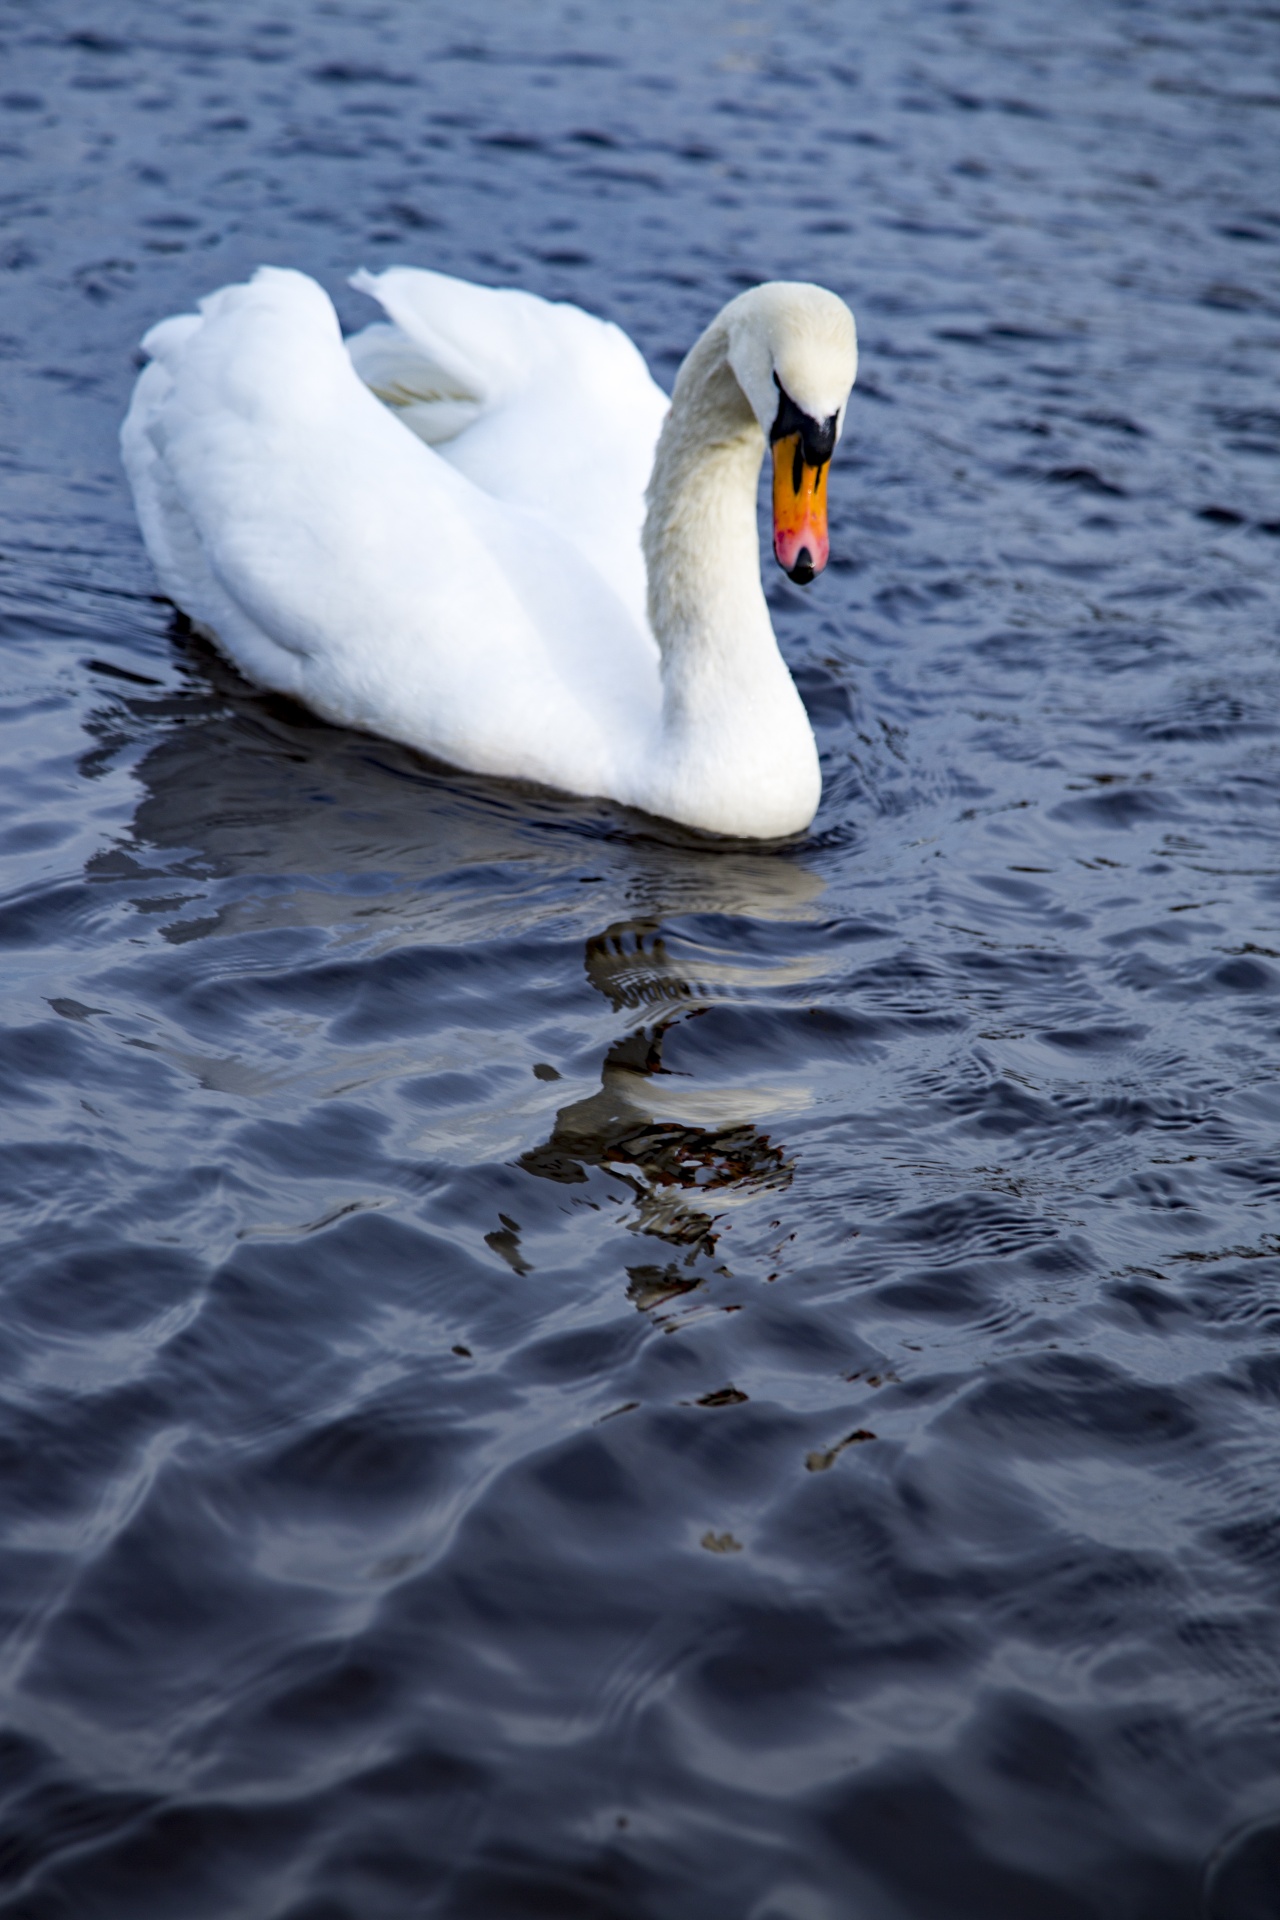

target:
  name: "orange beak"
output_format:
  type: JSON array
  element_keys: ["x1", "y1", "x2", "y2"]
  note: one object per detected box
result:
[{"x1": 772, "y1": 433, "x2": 830, "y2": 585}]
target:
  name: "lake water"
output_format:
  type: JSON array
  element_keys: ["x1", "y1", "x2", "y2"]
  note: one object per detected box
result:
[{"x1": 2, "y1": 1, "x2": 1280, "y2": 1914}]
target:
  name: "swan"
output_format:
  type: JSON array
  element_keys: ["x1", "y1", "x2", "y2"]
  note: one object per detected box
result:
[{"x1": 122, "y1": 265, "x2": 857, "y2": 838}]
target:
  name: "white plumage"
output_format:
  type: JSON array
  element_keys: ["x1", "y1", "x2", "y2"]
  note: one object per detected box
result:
[{"x1": 122, "y1": 265, "x2": 856, "y2": 837}]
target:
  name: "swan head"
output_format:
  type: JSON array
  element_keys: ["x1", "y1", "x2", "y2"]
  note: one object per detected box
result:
[{"x1": 723, "y1": 283, "x2": 857, "y2": 584}]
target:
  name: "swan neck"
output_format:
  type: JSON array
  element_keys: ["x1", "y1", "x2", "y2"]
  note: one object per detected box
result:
[
  {"x1": 632, "y1": 318, "x2": 821, "y2": 838},
  {"x1": 642, "y1": 322, "x2": 771, "y2": 681}
]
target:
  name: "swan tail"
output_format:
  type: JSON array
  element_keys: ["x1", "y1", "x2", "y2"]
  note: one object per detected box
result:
[
  {"x1": 121, "y1": 269, "x2": 350, "y2": 694},
  {"x1": 121, "y1": 350, "x2": 221, "y2": 623}
]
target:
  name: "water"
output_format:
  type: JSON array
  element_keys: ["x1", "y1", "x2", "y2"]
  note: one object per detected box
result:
[{"x1": 2, "y1": 1, "x2": 1280, "y2": 1913}]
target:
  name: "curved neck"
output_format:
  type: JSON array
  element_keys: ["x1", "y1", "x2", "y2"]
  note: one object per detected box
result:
[
  {"x1": 642, "y1": 323, "x2": 773, "y2": 708},
  {"x1": 635, "y1": 322, "x2": 820, "y2": 838}
]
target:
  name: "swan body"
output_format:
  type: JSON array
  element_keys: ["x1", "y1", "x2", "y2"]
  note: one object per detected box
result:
[{"x1": 122, "y1": 265, "x2": 856, "y2": 838}]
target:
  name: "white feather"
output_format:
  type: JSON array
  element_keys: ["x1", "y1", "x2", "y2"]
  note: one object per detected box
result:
[{"x1": 122, "y1": 265, "x2": 856, "y2": 837}]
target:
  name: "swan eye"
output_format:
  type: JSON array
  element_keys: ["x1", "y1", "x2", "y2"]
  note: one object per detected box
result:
[{"x1": 770, "y1": 375, "x2": 838, "y2": 468}]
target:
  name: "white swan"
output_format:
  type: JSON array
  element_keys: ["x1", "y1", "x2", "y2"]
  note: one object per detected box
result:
[{"x1": 122, "y1": 266, "x2": 856, "y2": 838}]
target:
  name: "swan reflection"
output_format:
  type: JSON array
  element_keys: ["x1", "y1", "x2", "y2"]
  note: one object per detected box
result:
[
  {"x1": 93, "y1": 637, "x2": 823, "y2": 1302},
  {"x1": 521, "y1": 919, "x2": 801, "y2": 1310}
]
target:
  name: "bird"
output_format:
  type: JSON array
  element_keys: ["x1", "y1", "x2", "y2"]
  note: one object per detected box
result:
[{"x1": 122, "y1": 265, "x2": 857, "y2": 839}]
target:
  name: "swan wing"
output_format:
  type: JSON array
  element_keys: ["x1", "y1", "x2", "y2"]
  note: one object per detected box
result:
[
  {"x1": 121, "y1": 267, "x2": 659, "y2": 794},
  {"x1": 347, "y1": 266, "x2": 669, "y2": 628},
  {"x1": 342, "y1": 319, "x2": 485, "y2": 446}
]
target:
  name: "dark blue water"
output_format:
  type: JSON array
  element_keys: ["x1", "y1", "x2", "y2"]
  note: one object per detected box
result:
[{"x1": 2, "y1": 2, "x2": 1280, "y2": 1914}]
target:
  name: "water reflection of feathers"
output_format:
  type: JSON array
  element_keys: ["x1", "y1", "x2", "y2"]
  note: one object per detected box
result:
[
  {"x1": 94, "y1": 642, "x2": 821, "y2": 1300},
  {"x1": 521, "y1": 971, "x2": 796, "y2": 1269},
  {"x1": 95, "y1": 630, "x2": 826, "y2": 922}
]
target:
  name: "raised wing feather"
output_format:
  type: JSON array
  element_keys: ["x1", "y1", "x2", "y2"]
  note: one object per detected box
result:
[
  {"x1": 345, "y1": 321, "x2": 485, "y2": 445},
  {"x1": 346, "y1": 266, "x2": 669, "y2": 629}
]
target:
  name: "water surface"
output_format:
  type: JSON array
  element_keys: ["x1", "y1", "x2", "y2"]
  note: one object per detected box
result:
[{"x1": 2, "y1": 1, "x2": 1280, "y2": 1914}]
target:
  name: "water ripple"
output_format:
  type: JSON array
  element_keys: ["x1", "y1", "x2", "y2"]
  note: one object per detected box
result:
[{"x1": 2, "y1": 0, "x2": 1280, "y2": 1913}]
